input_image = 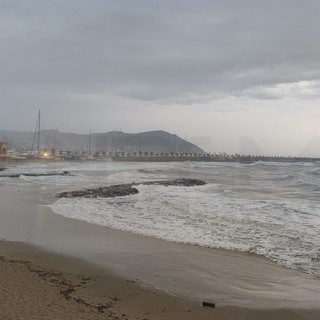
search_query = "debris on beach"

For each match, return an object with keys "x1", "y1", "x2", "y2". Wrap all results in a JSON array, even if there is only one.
[
  {"x1": 202, "y1": 301, "x2": 216, "y2": 308},
  {"x1": 56, "y1": 178, "x2": 206, "y2": 199}
]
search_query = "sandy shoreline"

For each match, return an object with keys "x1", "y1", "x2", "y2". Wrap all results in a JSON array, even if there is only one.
[
  {"x1": 1, "y1": 171, "x2": 320, "y2": 318},
  {"x1": 1, "y1": 241, "x2": 319, "y2": 320},
  {"x1": 0, "y1": 241, "x2": 214, "y2": 320}
]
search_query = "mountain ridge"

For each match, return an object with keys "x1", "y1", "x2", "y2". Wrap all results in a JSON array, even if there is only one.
[{"x1": 0, "y1": 129, "x2": 204, "y2": 154}]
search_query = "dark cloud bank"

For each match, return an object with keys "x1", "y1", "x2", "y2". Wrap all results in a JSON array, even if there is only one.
[{"x1": 1, "y1": 0, "x2": 320, "y2": 155}]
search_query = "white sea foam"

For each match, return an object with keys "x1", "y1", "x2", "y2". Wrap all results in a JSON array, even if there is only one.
[
  {"x1": 50, "y1": 181, "x2": 320, "y2": 278},
  {"x1": 4, "y1": 160, "x2": 320, "y2": 277}
]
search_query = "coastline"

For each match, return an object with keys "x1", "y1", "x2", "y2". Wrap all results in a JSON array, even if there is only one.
[{"x1": 1, "y1": 173, "x2": 320, "y2": 318}]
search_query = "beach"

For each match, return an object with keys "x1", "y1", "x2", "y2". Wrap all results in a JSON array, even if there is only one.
[
  {"x1": 1, "y1": 241, "x2": 214, "y2": 320},
  {"x1": 0, "y1": 162, "x2": 320, "y2": 319},
  {"x1": 1, "y1": 241, "x2": 319, "y2": 320}
]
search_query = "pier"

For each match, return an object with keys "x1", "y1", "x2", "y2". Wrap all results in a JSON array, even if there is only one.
[{"x1": 112, "y1": 154, "x2": 320, "y2": 164}]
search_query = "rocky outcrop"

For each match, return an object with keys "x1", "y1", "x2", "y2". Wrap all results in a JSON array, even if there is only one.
[
  {"x1": 56, "y1": 178, "x2": 206, "y2": 199},
  {"x1": 56, "y1": 184, "x2": 139, "y2": 199},
  {"x1": 0, "y1": 171, "x2": 71, "y2": 178},
  {"x1": 141, "y1": 178, "x2": 206, "y2": 187}
]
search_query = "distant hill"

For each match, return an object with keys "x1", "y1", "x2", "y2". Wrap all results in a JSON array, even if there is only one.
[{"x1": 0, "y1": 129, "x2": 204, "y2": 154}]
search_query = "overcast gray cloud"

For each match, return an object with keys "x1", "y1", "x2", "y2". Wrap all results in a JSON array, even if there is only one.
[{"x1": 1, "y1": 0, "x2": 320, "y2": 155}]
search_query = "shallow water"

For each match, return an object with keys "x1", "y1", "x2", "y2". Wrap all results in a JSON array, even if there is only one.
[{"x1": 2, "y1": 160, "x2": 320, "y2": 277}]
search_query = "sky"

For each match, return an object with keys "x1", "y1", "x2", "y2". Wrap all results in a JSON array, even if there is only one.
[{"x1": 1, "y1": 0, "x2": 320, "y2": 156}]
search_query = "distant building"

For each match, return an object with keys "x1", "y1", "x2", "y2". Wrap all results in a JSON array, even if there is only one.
[
  {"x1": 0, "y1": 141, "x2": 7, "y2": 159},
  {"x1": 0, "y1": 141, "x2": 6, "y2": 154}
]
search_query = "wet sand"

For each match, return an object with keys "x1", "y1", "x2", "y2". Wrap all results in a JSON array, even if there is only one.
[
  {"x1": 1, "y1": 241, "x2": 319, "y2": 320},
  {"x1": 1, "y1": 241, "x2": 214, "y2": 320},
  {"x1": 0, "y1": 181, "x2": 320, "y2": 319}
]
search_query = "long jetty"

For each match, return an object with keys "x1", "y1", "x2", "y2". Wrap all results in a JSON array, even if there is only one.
[{"x1": 112, "y1": 155, "x2": 320, "y2": 164}]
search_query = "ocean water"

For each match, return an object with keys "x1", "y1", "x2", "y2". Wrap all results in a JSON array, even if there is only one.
[{"x1": 1, "y1": 160, "x2": 320, "y2": 277}]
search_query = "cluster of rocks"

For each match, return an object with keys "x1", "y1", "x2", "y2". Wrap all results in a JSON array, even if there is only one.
[
  {"x1": 56, "y1": 178, "x2": 206, "y2": 199},
  {"x1": 56, "y1": 184, "x2": 139, "y2": 199},
  {"x1": 141, "y1": 178, "x2": 206, "y2": 187}
]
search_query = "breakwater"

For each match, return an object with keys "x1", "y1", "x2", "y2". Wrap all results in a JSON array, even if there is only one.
[
  {"x1": 112, "y1": 155, "x2": 320, "y2": 163},
  {"x1": 56, "y1": 178, "x2": 206, "y2": 199}
]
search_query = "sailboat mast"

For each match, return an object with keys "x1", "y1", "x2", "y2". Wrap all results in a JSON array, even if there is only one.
[
  {"x1": 89, "y1": 129, "x2": 92, "y2": 155},
  {"x1": 185, "y1": 134, "x2": 187, "y2": 154},
  {"x1": 31, "y1": 109, "x2": 41, "y2": 156},
  {"x1": 37, "y1": 110, "x2": 41, "y2": 157}
]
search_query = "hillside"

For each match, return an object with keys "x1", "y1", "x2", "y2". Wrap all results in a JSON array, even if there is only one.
[{"x1": 0, "y1": 129, "x2": 204, "y2": 154}]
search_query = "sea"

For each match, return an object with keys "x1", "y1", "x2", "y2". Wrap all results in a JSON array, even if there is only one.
[{"x1": 1, "y1": 160, "x2": 320, "y2": 278}]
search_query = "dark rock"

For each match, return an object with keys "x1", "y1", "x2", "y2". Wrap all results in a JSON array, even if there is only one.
[
  {"x1": 56, "y1": 184, "x2": 139, "y2": 199},
  {"x1": 0, "y1": 174, "x2": 20, "y2": 178},
  {"x1": 56, "y1": 178, "x2": 206, "y2": 199},
  {"x1": 202, "y1": 301, "x2": 215, "y2": 308},
  {"x1": 0, "y1": 171, "x2": 72, "y2": 178},
  {"x1": 142, "y1": 178, "x2": 206, "y2": 187}
]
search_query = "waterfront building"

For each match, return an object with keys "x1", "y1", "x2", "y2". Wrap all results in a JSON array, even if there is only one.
[{"x1": 0, "y1": 141, "x2": 7, "y2": 160}]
